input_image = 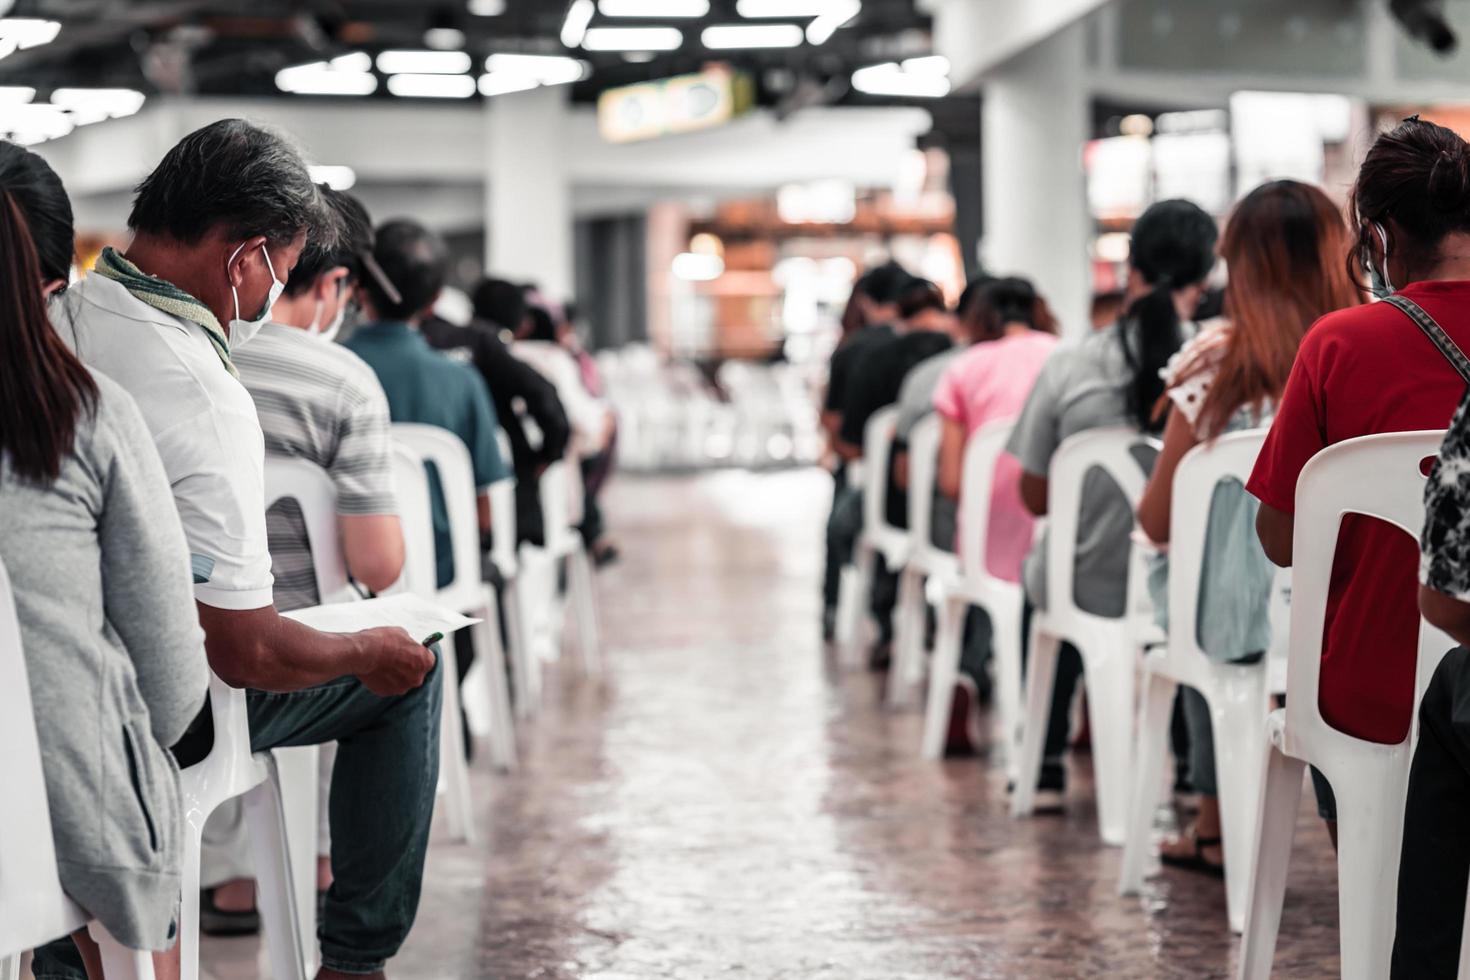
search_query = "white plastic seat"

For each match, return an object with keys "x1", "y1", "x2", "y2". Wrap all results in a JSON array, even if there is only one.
[
  {"x1": 916, "y1": 418, "x2": 1027, "y2": 781},
  {"x1": 486, "y1": 427, "x2": 537, "y2": 720},
  {"x1": 518, "y1": 448, "x2": 601, "y2": 678},
  {"x1": 1116, "y1": 428, "x2": 1273, "y2": 932},
  {"x1": 388, "y1": 442, "x2": 479, "y2": 845},
  {"x1": 0, "y1": 558, "x2": 157, "y2": 980},
  {"x1": 1238, "y1": 430, "x2": 1455, "y2": 980},
  {"x1": 838, "y1": 407, "x2": 911, "y2": 668},
  {"x1": 1010, "y1": 426, "x2": 1160, "y2": 846}
]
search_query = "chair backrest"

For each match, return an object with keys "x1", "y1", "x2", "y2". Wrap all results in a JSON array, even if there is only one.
[
  {"x1": 1284, "y1": 429, "x2": 1454, "y2": 758},
  {"x1": 392, "y1": 423, "x2": 486, "y2": 612},
  {"x1": 860, "y1": 406, "x2": 902, "y2": 537},
  {"x1": 906, "y1": 414, "x2": 945, "y2": 568},
  {"x1": 262, "y1": 457, "x2": 350, "y2": 604},
  {"x1": 488, "y1": 428, "x2": 518, "y2": 577},
  {"x1": 1164, "y1": 428, "x2": 1269, "y2": 681},
  {"x1": 0, "y1": 558, "x2": 84, "y2": 953},
  {"x1": 957, "y1": 416, "x2": 1019, "y2": 586},
  {"x1": 538, "y1": 457, "x2": 580, "y2": 557},
  {"x1": 1044, "y1": 426, "x2": 1160, "y2": 632},
  {"x1": 389, "y1": 441, "x2": 439, "y2": 600}
]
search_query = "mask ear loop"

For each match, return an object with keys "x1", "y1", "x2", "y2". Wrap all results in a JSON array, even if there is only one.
[
  {"x1": 227, "y1": 241, "x2": 248, "y2": 322},
  {"x1": 1373, "y1": 221, "x2": 1395, "y2": 293}
]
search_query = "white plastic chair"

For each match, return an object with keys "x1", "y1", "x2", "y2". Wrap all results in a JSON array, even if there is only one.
[
  {"x1": 518, "y1": 449, "x2": 601, "y2": 678},
  {"x1": 917, "y1": 417, "x2": 1027, "y2": 778},
  {"x1": 889, "y1": 413, "x2": 959, "y2": 706},
  {"x1": 388, "y1": 442, "x2": 479, "y2": 845},
  {"x1": 1117, "y1": 429, "x2": 1272, "y2": 932},
  {"x1": 838, "y1": 407, "x2": 911, "y2": 668},
  {"x1": 487, "y1": 428, "x2": 537, "y2": 720},
  {"x1": 1238, "y1": 430, "x2": 1455, "y2": 980},
  {"x1": 1010, "y1": 426, "x2": 1159, "y2": 846},
  {"x1": 0, "y1": 558, "x2": 157, "y2": 980}
]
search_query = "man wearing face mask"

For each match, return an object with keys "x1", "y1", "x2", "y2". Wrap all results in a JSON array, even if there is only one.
[
  {"x1": 49, "y1": 119, "x2": 444, "y2": 980},
  {"x1": 198, "y1": 187, "x2": 408, "y2": 934}
]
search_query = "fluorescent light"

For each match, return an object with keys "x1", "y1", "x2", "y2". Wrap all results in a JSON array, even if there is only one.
[
  {"x1": 807, "y1": 0, "x2": 859, "y2": 44},
  {"x1": 600, "y1": 0, "x2": 708, "y2": 16},
  {"x1": 582, "y1": 26, "x2": 683, "y2": 51},
  {"x1": 901, "y1": 54, "x2": 949, "y2": 76},
  {"x1": 386, "y1": 73, "x2": 477, "y2": 98},
  {"x1": 0, "y1": 18, "x2": 60, "y2": 49},
  {"x1": 375, "y1": 50, "x2": 471, "y2": 74},
  {"x1": 276, "y1": 61, "x2": 378, "y2": 96},
  {"x1": 702, "y1": 24, "x2": 803, "y2": 48},
  {"x1": 736, "y1": 0, "x2": 845, "y2": 14},
  {"x1": 672, "y1": 252, "x2": 724, "y2": 281},
  {"x1": 424, "y1": 27, "x2": 467, "y2": 50},
  {"x1": 0, "y1": 37, "x2": 14, "y2": 62},
  {"x1": 851, "y1": 62, "x2": 949, "y2": 98},
  {"x1": 468, "y1": 0, "x2": 506, "y2": 13},
  {"x1": 478, "y1": 73, "x2": 540, "y2": 97},
  {"x1": 484, "y1": 53, "x2": 588, "y2": 85},
  {"x1": 0, "y1": 85, "x2": 33, "y2": 102},
  {"x1": 309, "y1": 164, "x2": 357, "y2": 190},
  {"x1": 331, "y1": 51, "x2": 372, "y2": 72},
  {"x1": 50, "y1": 87, "x2": 146, "y2": 125},
  {"x1": 560, "y1": 0, "x2": 595, "y2": 48},
  {"x1": 0, "y1": 104, "x2": 73, "y2": 143}
]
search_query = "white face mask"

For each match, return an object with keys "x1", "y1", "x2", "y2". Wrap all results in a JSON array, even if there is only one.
[
  {"x1": 228, "y1": 241, "x2": 285, "y2": 349},
  {"x1": 308, "y1": 296, "x2": 347, "y2": 343}
]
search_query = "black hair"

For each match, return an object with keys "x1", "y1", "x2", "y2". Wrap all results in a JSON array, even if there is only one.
[
  {"x1": 473, "y1": 277, "x2": 529, "y2": 331},
  {"x1": 897, "y1": 278, "x2": 946, "y2": 319},
  {"x1": 1119, "y1": 199, "x2": 1219, "y2": 433},
  {"x1": 362, "y1": 218, "x2": 448, "y2": 320},
  {"x1": 0, "y1": 140, "x2": 96, "y2": 484},
  {"x1": 856, "y1": 260, "x2": 912, "y2": 305},
  {"x1": 525, "y1": 305, "x2": 560, "y2": 343},
  {"x1": 955, "y1": 274, "x2": 997, "y2": 320},
  {"x1": 129, "y1": 118, "x2": 330, "y2": 249},
  {"x1": 284, "y1": 186, "x2": 374, "y2": 298}
]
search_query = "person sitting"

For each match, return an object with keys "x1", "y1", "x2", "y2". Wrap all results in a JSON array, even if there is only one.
[
  {"x1": 47, "y1": 118, "x2": 441, "y2": 980},
  {"x1": 344, "y1": 218, "x2": 511, "y2": 755},
  {"x1": 0, "y1": 139, "x2": 206, "y2": 980},
  {"x1": 510, "y1": 293, "x2": 614, "y2": 462},
  {"x1": 931, "y1": 277, "x2": 1060, "y2": 754},
  {"x1": 1134, "y1": 180, "x2": 1360, "y2": 875},
  {"x1": 1008, "y1": 199, "x2": 1219, "y2": 810},
  {"x1": 199, "y1": 187, "x2": 406, "y2": 934},
  {"x1": 1249, "y1": 117, "x2": 1470, "y2": 843}
]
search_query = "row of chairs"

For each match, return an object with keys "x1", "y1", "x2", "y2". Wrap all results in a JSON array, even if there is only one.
[
  {"x1": 0, "y1": 424, "x2": 602, "y2": 979},
  {"x1": 838, "y1": 404, "x2": 1468, "y2": 978}
]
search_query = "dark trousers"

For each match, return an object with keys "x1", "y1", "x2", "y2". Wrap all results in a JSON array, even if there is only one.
[
  {"x1": 33, "y1": 653, "x2": 445, "y2": 979},
  {"x1": 1392, "y1": 645, "x2": 1470, "y2": 980},
  {"x1": 822, "y1": 465, "x2": 849, "y2": 610},
  {"x1": 1020, "y1": 600, "x2": 1085, "y2": 772}
]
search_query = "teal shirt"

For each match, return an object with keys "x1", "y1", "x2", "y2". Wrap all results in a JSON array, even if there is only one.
[{"x1": 346, "y1": 321, "x2": 510, "y2": 588}]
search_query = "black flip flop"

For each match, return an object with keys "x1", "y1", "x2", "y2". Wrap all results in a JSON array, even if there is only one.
[
  {"x1": 199, "y1": 888, "x2": 260, "y2": 937},
  {"x1": 1160, "y1": 834, "x2": 1225, "y2": 879}
]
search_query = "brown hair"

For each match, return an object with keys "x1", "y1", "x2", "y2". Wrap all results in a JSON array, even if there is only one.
[
  {"x1": 1175, "y1": 180, "x2": 1361, "y2": 438},
  {"x1": 0, "y1": 172, "x2": 96, "y2": 483}
]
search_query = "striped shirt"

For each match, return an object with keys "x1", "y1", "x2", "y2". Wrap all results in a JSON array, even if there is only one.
[{"x1": 234, "y1": 321, "x2": 397, "y2": 612}]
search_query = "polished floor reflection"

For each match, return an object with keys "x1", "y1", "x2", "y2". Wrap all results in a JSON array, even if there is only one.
[{"x1": 202, "y1": 469, "x2": 1341, "y2": 979}]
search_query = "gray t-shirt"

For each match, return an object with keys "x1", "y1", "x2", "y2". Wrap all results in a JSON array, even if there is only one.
[
  {"x1": 895, "y1": 346, "x2": 965, "y2": 441},
  {"x1": 1006, "y1": 324, "x2": 1159, "y2": 617}
]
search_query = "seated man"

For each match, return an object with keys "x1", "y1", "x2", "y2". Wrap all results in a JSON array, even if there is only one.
[
  {"x1": 200, "y1": 187, "x2": 407, "y2": 933},
  {"x1": 345, "y1": 219, "x2": 511, "y2": 743},
  {"x1": 46, "y1": 118, "x2": 441, "y2": 980}
]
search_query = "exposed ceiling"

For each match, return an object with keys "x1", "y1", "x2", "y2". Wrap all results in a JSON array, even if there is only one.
[{"x1": 0, "y1": 0, "x2": 936, "y2": 110}]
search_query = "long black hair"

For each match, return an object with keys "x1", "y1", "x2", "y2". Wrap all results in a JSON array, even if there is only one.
[
  {"x1": 0, "y1": 141, "x2": 96, "y2": 484},
  {"x1": 1118, "y1": 199, "x2": 1218, "y2": 433}
]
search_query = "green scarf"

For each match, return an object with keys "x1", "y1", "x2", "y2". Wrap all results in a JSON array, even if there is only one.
[{"x1": 92, "y1": 246, "x2": 236, "y2": 378}]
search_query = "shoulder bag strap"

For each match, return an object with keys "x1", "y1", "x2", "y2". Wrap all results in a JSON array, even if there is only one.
[{"x1": 1384, "y1": 293, "x2": 1470, "y2": 384}]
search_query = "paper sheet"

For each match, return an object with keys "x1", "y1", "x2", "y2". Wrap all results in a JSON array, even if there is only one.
[{"x1": 283, "y1": 593, "x2": 480, "y2": 644}]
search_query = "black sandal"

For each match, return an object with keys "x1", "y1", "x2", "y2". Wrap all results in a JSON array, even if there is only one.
[
  {"x1": 1159, "y1": 832, "x2": 1225, "y2": 878},
  {"x1": 199, "y1": 887, "x2": 261, "y2": 937}
]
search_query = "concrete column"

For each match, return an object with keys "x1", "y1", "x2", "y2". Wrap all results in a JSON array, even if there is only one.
[
  {"x1": 484, "y1": 85, "x2": 574, "y2": 300},
  {"x1": 981, "y1": 19, "x2": 1092, "y2": 336}
]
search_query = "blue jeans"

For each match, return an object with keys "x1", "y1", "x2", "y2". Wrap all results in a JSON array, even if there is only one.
[{"x1": 34, "y1": 653, "x2": 444, "y2": 978}]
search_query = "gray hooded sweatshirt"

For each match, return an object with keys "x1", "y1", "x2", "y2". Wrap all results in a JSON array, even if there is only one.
[{"x1": 0, "y1": 371, "x2": 207, "y2": 950}]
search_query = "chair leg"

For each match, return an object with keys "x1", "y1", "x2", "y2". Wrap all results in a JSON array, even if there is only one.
[
  {"x1": 1333, "y1": 767, "x2": 1410, "y2": 980},
  {"x1": 843, "y1": 544, "x2": 877, "y2": 669},
  {"x1": 887, "y1": 567, "x2": 923, "y2": 707},
  {"x1": 1011, "y1": 626, "x2": 1061, "y2": 819},
  {"x1": 0, "y1": 955, "x2": 17, "y2": 980},
  {"x1": 178, "y1": 813, "x2": 204, "y2": 980},
  {"x1": 568, "y1": 546, "x2": 602, "y2": 679},
  {"x1": 920, "y1": 596, "x2": 966, "y2": 760},
  {"x1": 477, "y1": 588, "x2": 518, "y2": 772},
  {"x1": 1119, "y1": 664, "x2": 1176, "y2": 895},
  {"x1": 1237, "y1": 741, "x2": 1305, "y2": 980},
  {"x1": 1213, "y1": 684, "x2": 1269, "y2": 934},
  {"x1": 87, "y1": 921, "x2": 156, "y2": 980},
  {"x1": 273, "y1": 745, "x2": 320, "y2": 974},
  {"x1": 1085, "y1": 638, "x2": 1138, "y2": 847},
  {"x1": 990, "y1": 596, "x2": 1025, "y2": 784},
  {"x1": 437, "y1": 659, "x2": 477, "y2": 845},
  {"x1": 503, "y1": 576, "x2": 539, "y2": 719},
  {"x1": 242, "y1": 761, "x2": 307, "y2": 980}
]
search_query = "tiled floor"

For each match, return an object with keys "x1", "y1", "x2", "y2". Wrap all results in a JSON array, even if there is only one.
[{"x1": 202, "y1": 468, "x2": 1341, "y2": 979}]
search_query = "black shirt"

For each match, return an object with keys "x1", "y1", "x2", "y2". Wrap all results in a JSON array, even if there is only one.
[
  {"x1": 838, "y1": 329, "x2": 955, "y2": 449},
  {"x1": 825, "y1": 323, "x2": 897, "y2": 416}
]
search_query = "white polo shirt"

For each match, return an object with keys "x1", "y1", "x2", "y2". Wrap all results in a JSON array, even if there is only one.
[{"x1": 52, "y1": 273, "x2": 275, "y2": 610}]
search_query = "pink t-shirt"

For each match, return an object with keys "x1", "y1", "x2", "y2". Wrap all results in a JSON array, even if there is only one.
[{"x1": 933, "y1": 330, "x2": 1060, "y2": 581}]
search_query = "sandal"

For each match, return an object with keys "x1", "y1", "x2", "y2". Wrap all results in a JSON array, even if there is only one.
[{"x1": 1160, "y1": 831, "x2": 1225, "y2": 878}]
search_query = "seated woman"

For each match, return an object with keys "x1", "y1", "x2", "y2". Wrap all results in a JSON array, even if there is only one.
[
  {"x1": 1007, "y1": 199, "x2": 1219, "y2": 809},
  {"x1": 1249, "y1": 117, "x2": 1470, "y2": 838},
  {"x1": 0, "y1": 142, "x2": 207, "y2": 975},
  {"x1": 1135, "y1": 180, "x2": 1361, "y2": 875},
  {"x1": 930, "y1": 277, "x2": 1059, "y2": 752}
]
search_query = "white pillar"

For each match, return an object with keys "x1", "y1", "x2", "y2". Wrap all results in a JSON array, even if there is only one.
[
  {"x1": 484, "y1": 86, "x2": 574, "y2": 300},
  {"x1": 982, "y1": 20, "x2": 1091, "y2": 337}
]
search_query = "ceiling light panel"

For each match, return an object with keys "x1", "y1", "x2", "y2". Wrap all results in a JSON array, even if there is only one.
[
  {"x1": 600, "y1": 0, "x2": 709, "y2": 16},
  {"x1": 702, "y1": 24, "x2": 805, "y2": 48},
  {"x1": 581, "y1": 26, "x2": 683, "y2": 51}
]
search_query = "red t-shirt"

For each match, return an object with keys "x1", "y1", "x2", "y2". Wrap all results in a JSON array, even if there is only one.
[{"x1": 1247, "y1": 280, "x2": 1470, "y2": 744}]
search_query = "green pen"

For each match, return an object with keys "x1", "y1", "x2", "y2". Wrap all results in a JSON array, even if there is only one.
[{"x1": 421, "y1": 631, "x2": 444, "y2": 647}]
